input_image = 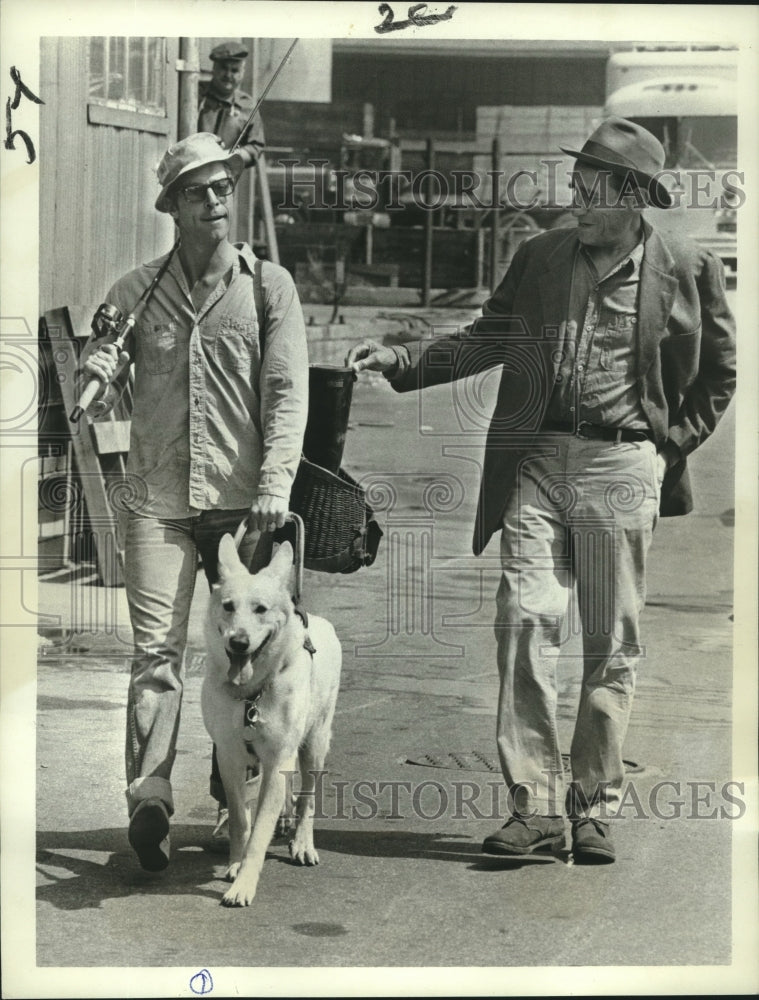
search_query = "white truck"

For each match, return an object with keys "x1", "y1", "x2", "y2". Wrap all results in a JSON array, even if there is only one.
[{"x1": 604, "y1": 45, "x2": 738, "y2": 282}]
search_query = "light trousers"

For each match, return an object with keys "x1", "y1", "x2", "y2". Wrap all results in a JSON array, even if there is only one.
[{"x1": 494, "y1": 435, "x2": 660, "y2": 819}]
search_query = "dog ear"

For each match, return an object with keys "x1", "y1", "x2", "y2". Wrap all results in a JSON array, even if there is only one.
[
  {"x1": 217, "y1": 533, "x2": 244, "y2": 581},
  {"x1": 267, "y1": 540, "x2": 294, "y2": 582}
]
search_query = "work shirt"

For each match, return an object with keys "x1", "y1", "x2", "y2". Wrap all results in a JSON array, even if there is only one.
[
  {"x1": 543, "y1": 239, "x2": 650, "y2": 429},
  {"x1": 86, "y1": 242, "x2": 308, "y2": 519},
  {"x1": 388, "y1": 236, "x2": 649, "y2": 432},
  {"x1": 198, "y1": 83, "x2": 265, "y2": 168}
]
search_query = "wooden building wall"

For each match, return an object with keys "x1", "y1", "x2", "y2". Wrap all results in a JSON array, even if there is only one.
[{"x1": 39, "y1": 37, "x2": 178, "y2": 316}]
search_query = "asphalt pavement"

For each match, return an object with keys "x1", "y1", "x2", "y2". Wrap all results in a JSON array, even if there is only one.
[{"x1": 25, "y1": 296, "x2": 759, "y2": 996}]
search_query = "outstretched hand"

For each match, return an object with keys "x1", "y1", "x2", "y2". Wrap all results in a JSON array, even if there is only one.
[{"x1": 345, "y1": 340, "x2": 398, "y2": 375}]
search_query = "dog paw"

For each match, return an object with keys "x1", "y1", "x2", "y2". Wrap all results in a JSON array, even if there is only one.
[
  {"x1": 289, "y1": 839, "x2": 319, "y2": 866},
  {"x1": 221, "y1": 879, "x2": 258, "y2": 907},
  {"x1": 224, "y1": 862, "x2": 241, "y2": 882}
]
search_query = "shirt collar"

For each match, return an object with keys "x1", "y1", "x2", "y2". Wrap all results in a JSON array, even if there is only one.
[
  {"x1": 234, "y1": 242, "x2": 258, "y2": 276},
  {"x1": 579, "y1": 235, "x2": 645, "y2": 283},
  {"x1": 167, "y1": 240, "x2": 242, "y2": 306},
  {"x1": 206, "y1": 84, "x2": 240, "y2": 108}
]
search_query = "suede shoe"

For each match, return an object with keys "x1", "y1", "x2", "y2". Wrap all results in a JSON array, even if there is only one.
[
  {"x1": 482, "y1": 814, "x2": 565, "y2": 856},
  {"x1": 128, "y1": 798, "x2": 170, "y2": 872},
  {"x1": 571, "y1": 818, "x2": 615, "y2": 863}
]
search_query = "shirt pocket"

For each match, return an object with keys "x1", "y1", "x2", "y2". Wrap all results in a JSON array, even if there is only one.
[
  {"x1": 214, "y1": 314, "x2": 257, "y2": 372},
  {"x1": 599, "y1": 313, "x2": 636, "y2": 372},
  {"x1": 142, "y1": 322, "x2": 178, "y2": 375}
]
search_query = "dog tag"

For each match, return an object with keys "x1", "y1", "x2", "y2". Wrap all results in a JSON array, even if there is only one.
[{"x1": 245, "y1": 702, "x2": 260, "y2": 726}]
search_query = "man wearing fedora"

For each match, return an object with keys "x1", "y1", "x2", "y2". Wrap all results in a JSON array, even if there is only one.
[
  {"x1": 198, "y1": 41, "x2": 265, "y2": 169},
  {"x1": 79, "y1": 132, "x2": 308, "y2": 871},
  {"x1": 346, "y1": 117, "x2": 736, "y2": 863}
]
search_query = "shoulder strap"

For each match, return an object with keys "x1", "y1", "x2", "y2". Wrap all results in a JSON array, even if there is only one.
[{"x1": 253, "y1": 255, "x2": 265, "y2": 356}]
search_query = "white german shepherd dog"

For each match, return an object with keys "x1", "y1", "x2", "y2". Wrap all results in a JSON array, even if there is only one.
[{"x1": 202, "y1": 535, "x2": 342, "y2": 907}]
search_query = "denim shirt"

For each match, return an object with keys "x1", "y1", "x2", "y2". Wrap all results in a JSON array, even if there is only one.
[
  {"x1": 87, "y1": 243, "x2": 308, "y2": 518},
  {"x1": 545, "y1": 240, "x2": 649, "y2": 429}
]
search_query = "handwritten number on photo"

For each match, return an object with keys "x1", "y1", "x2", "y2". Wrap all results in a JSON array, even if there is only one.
[
  {"x1": 190, "y1": 969, "x2": 213, "y2": 995},
  {"x1": 5, "y1": 66, "x2": 44, "y2": 165},
  {"x1": 375, "y1": 3, "x2": 458, "y2": 34}
]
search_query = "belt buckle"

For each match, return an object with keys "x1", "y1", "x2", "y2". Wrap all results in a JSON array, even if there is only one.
[{"x1": 576, "y1": 421, "x2": 594, "y2": 439}]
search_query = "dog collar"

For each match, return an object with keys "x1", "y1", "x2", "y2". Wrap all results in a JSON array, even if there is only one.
[
  {"x1": 243, "y1": 683, "x2": 267, "y2": 754},
  {"x1": 239, "y1": 635, "x2": 315, "y2": 754}
]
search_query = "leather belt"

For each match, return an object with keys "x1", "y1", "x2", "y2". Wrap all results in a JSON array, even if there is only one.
[{"x1": 542, "y1": 421, "x2": 653, "y2": 443}]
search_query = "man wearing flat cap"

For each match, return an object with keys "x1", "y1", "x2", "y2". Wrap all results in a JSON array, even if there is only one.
[
  {"x1": 78, "y1": 132, "x2": 308, "y2": 872},
  {"x1": 198, "y1": 41, "x2": 265, "y2": 168},
  {"x1": 347, "y1": 117, "x2": 736, "y2": 864}
]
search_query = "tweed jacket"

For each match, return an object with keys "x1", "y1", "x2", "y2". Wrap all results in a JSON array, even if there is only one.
[{"x1": 390, "y1": 220, "x2": 736, "y2": 555}]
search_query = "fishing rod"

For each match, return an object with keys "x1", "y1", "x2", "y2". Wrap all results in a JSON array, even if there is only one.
[
  {"x1": 228, "y1": 38, "x2": 299, "y2": 155},
  {"x1": 69, "y1": 241, "x2": 180, "y2": 423}
]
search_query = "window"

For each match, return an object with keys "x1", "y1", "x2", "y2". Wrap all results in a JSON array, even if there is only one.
[
  {"x1": 87, "y1": 37, "x2": 170, "y2": 133},
  {"x1": 628, "y1": 116, "x2": 737, "y2": 171},
  {"x1": 89, "y1": 37, "x2": 166, "y2": 112}
]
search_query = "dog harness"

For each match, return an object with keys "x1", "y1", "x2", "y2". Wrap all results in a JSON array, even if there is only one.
[{"x1": 295, "y1": 605, "x2": 317, "y2": 656}]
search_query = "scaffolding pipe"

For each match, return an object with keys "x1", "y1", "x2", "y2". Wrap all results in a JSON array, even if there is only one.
[
  {"x1": 177, "y1": 37, "x2": 199, "y2": 140},
  {"x1": 489, "y1": 136, "x2": 501, "y2": 294}
]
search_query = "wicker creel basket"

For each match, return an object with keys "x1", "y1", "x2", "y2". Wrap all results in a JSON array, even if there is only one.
[{"x1": 287, "y1": 456, "x2": 383, "y2": 574}]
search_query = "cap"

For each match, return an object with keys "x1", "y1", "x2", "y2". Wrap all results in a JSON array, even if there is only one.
[{"x1": 210, "y1": 41, "x2": 248, "y2": 62}]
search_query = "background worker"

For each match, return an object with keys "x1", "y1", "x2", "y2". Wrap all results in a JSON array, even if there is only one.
[{"x1": 198, "y1": 41, "x2": 265, "y2": 169}]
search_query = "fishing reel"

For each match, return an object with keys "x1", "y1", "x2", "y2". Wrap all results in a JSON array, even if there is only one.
[
  {"x1": 69, "y1": 304, "x2": 133, "y2": 423},
  {"x1": 91, "y1": 302, "x2": 127, "y2": 340}
]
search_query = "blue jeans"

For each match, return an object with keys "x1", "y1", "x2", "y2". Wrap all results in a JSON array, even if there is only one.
[
  {"x1": 123, "y1": 509, "x2": 271, "y2": 817},
  {"x1": 494, "y1": 436, "x2": 660, "y2": 820}
]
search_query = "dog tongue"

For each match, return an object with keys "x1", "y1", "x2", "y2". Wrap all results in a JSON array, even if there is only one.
[{"x1": 226, "y1": 652, "x2": 253, "y2": 685}]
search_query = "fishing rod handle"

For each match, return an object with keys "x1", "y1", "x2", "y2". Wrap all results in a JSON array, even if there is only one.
[{"x1": 69, "y1": 329, "x2": 133, "y2": 424}]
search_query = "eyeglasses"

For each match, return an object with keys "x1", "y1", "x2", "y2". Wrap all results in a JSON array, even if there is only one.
[{"x1": 180, "y1": 177, "x2": 236, "y2": 203}]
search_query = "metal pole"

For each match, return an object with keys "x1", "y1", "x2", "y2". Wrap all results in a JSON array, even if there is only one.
[
  {"x1": 178, "y1": 37, "x2": 199, "y2": 140},
  {"x1": 489, "y1": 136, "x2": 501, "y2": 294},
  {"x1": 475, "y1": 226, "x2": 485, "y2": 289},
  {"x1": 422, "y1": 137, "x2": 435, "y2": 307},
  {"x1": 257, "y1": 151, "x2": 280, "y2": 264}
]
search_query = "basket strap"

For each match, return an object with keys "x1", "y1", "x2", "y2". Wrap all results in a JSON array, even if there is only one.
[{"x1": 232, "y1": 514, "x2": 250, "y2": 550}]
